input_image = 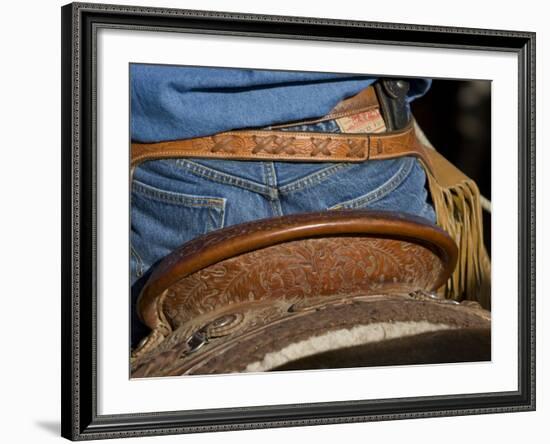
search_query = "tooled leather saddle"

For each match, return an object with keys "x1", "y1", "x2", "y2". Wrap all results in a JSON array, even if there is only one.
[
  {"x1": 131, "y1": 210, "x2": 490, "y2": 377},
  {"x1": 130, "y1": 80, "x2": 491, "y2": 376}
]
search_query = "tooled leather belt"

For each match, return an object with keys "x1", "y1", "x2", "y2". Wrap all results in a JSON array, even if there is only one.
[
  {"x1": 131, "y1": 122, "x2": 432, "y2": 167},
  {"x1": 130, "y1": 84, "x2": 434, "y2": 174}
]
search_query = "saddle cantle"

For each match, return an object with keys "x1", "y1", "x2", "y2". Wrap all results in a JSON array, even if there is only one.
[{"x1": 131, "y1": 210, "x2": 491, "y2": 377}]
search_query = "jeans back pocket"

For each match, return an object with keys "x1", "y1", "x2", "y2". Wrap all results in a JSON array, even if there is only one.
[{"x1": 130, "y1": 180, "x2": 226, "y2": 283}]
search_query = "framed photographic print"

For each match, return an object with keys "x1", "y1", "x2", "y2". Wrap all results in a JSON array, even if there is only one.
[{"x1": 61, "y1": 2, "x2": 535, "y2": 440}]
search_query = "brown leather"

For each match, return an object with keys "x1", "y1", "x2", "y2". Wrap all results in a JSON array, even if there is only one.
[
  {"x1": 131, "y1": 293, "x2": 490, "y2": 377},
  {"x1": 330, "y1": 85, "x2": 380, "y2": 116},
  {"x1": 130, "y1": 81, "x2": 489, "y2": 305},
  {"x1": 134, "y1": 211, "x2": 458, "y2": 347},
  {"x1": 130, "y1": 84, "x2": 433, "y2": 178},
  {"x1": 419, "y1": 145, "x2": 491, "y2": 306},
  {"x1": 129, "y1": 83, "x2": 492, "y2": 376},
  {"x1": 131, "y1": 122, "x2": 433, "y2": 170},
  {"x1": 131, "y1": 85, "x2": 389, "y2": 168}
]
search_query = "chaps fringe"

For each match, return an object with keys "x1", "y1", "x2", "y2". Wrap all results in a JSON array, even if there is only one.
[{"x1": 415, "y1": 122, "x2": 491, "y2": 308}]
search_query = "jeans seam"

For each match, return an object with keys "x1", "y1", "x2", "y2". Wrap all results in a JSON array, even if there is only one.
[
  {"x1": 130, "y1": 244, "x2": 145, "y2": 278},
  {"x1": 213, "y1": 202, "x2": 226, "y2": 230},
  {"x1": 329, "y1": 157, "x2": 415, "y2": 210},
  {"x1": 205, "y1": 210, "x2": 214, "y2": 232},
  {"x1": 173, "y1": 159, "x2": 272, "y2": 197},
  {"x1": 132, "y1": 179, "x2": 226, "y2": 208},
  {"x1": 262, "y1": 162, "x2": 283, "y2": 216},
  {"x1": 279, "y1": 163, "x2": 354, "y2": 194}
]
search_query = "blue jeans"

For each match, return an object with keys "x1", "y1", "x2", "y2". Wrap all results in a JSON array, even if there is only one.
[
  {"x1": 131, "y1": 158, "x2": 435, "y2": 285},
  {"x1": 130, "y1": 122, "x2": 436, "y2": 285},
  {"x1": 129, "y1": 119, "x2": 436, "y2": 345}
]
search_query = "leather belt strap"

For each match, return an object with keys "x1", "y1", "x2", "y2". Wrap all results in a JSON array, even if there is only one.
[{"x1": 131, "y1": 122, "x2": 434, "y2": 174}]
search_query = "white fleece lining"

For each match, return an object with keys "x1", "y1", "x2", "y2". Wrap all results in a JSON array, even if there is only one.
[{"x1": 245, "y1": 321, "x2": 454, "y2": 372}]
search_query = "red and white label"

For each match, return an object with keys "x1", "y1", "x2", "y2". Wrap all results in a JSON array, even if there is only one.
[{"x1": 335, "y1": 108, "x2": 387, "y2": 133}]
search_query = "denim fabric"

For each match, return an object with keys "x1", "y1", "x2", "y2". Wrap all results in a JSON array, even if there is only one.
[
  {"x1": 129, "y1": 113, "x2": 437, "y2": 347},
  {"x1": 130, "y1": 122, "x2": 436, "y2": 286},
  {"x1": 129, "y1": 67, "x2": 438, "y2": 348},
  {"x1": 131, "y1": 64, "x2": 431, "y2": 142}
]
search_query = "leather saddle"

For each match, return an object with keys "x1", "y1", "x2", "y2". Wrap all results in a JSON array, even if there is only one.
[{"x1": 131, "y1": 210, "x2": 491, "y2": 377}]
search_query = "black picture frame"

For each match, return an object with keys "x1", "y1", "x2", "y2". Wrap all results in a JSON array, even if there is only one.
[{"x1": 61, "y1": 2, "x2": 536, "y2": 440}]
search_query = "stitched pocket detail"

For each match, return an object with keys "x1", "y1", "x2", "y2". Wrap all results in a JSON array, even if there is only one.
[
  {"x1": 130, "y1": 180, "x2": 226, "y2": 283},
  {"x1": 174, "y1": 159, "x2": 270, "y2": 196},
  {"x1": 328, "y1": 157, "x2": 415, "y2": 210},
  {"x1": 132, "y1": 180, "x2": 226, "y2": 210}
]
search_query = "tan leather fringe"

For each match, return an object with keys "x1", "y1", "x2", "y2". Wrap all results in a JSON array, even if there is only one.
[{"x1": 420, "y1": 148, "x2": 491, "y2": 309}]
